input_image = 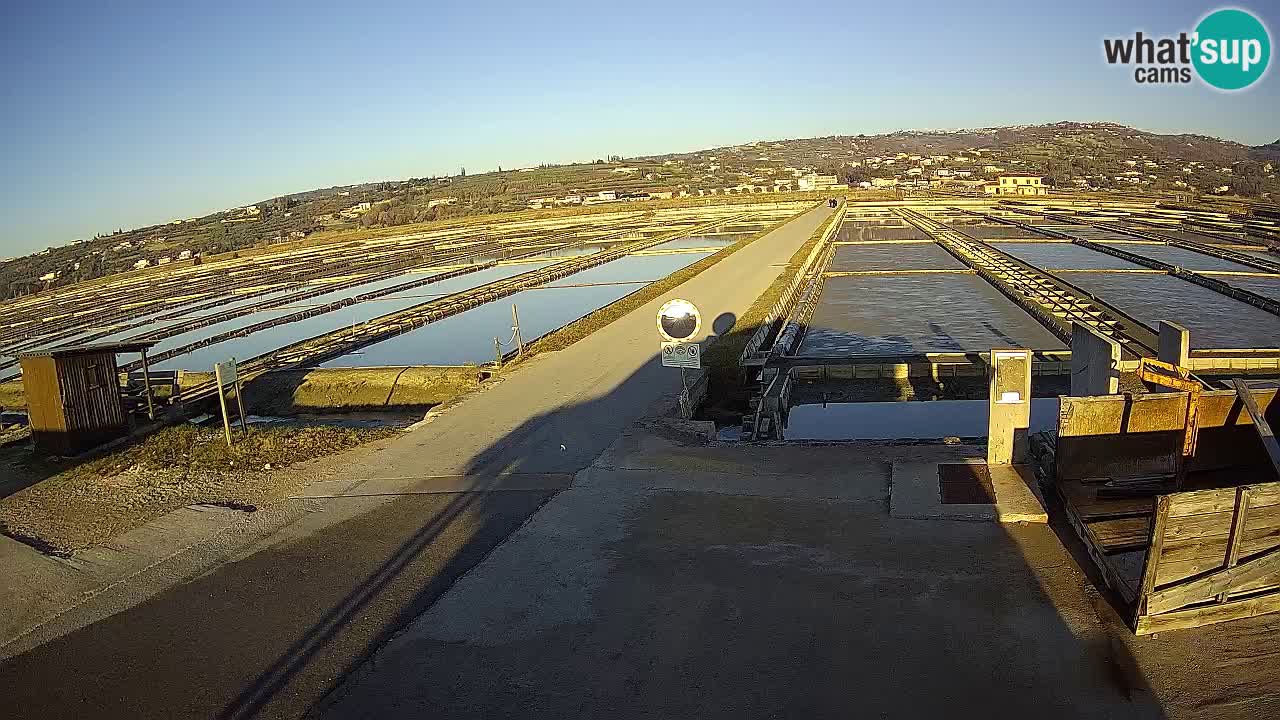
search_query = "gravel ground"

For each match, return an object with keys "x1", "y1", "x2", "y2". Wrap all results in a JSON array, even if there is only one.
[{"x1": 0, "y1": 424, "x2": 397, "y2": 555}]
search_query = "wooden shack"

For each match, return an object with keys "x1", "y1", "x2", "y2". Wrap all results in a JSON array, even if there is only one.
[
  {"x1": 17, "y1": 341, "x2": 158, "y2": 456},
  {"x1": 1044, "y1": 387, "x2": 1280, "y2": 633}
]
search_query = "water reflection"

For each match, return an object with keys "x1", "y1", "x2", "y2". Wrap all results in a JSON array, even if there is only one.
[{"x1": 150, "y1": 263, "x2": 555, "y2": 370}]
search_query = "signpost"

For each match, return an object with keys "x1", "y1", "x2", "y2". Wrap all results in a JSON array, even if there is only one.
[
  {"x1": 661, "y1": 341, "x2": 700, "y2": 369},
  {"x1": 213, "y1": 358, "x2": 248, "y2": 446},
  {"x1": 657, "y1": 299, "x2": 702, "y2": 417}
]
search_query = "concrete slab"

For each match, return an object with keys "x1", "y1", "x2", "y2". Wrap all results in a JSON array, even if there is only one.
[
  {"x1": 315, "y1": 439, "x2": 1150, "y2": 719},
  {"x1": 890, "y1": 457, "x2": 1048, "y2": 523}
]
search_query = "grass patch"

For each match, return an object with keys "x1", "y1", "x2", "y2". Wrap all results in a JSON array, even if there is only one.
[
  {"x1": 0, "y1": 381, "x2": 24, "y2": 411},
  {"x1": 0, "y1": 424, "x2": 397, "y2": 554},
  {"x1": 521, "y1": 210, "x2": 806, "y2": 356}
]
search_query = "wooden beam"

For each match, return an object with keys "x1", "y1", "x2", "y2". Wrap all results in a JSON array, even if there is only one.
[
  {"x1": 1136, "y1": 590, "x2": 1280, "y2": 635},
  {"x1": 1216, "y1": 487, "x2": 1252, "y2": 603},
  {"x1": 1146, "y1": 545, "x2": 1280, "y2": 615},
  {"x1": 1136, "y1": 495, "x2": 1170, "y2": 623},
  {"x1": 1233, "y1": 379, "x2": 1280, "y2": 478}
]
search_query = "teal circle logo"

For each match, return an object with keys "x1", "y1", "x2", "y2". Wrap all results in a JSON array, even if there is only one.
[{"x1": 1193, "y1": 8, "x2": 1271, "y2": 90}]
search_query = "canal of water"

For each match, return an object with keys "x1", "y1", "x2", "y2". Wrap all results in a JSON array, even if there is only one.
[{"x1": 783, "y1": 398, "x2": 1060, "y2": 441}]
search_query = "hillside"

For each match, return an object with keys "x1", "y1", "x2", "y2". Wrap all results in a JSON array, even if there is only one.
[
  {"x1": 3, "y1": 121, "x2": 1277, "y2": 299},
  {"x1": 1251, "y1": 141, "x2": 1280, "y2": 163}
]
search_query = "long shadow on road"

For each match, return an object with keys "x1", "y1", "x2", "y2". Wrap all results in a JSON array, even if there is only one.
[{"x1": 0, "y1": 356, "x2": 674, "y2": 720}]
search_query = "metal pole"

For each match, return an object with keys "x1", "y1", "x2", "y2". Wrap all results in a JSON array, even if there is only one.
[
  {"x1": 138, "y1": 348, "x2": 155, "y2": 420},
  {"x1": 511, "y1": 304, "x2": 524, "y2": 357},
  {"x1": 679, "y1": 367, "x2": 690, "y2": 419}
]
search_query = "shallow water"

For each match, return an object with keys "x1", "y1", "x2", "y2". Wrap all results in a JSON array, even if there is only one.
[
  {"x1": 992, "y1": 242, "x2": 1143, "y2": 270},
  {"x1": 1065, "y1": 272, "x2": 1280, "y2": 348},
  {"x1": 150, "y1": 262, "x2": 555, "y2": 370},
  {"x1": 1223, "y1": 275, "x2": 1280, "y2": 301},
  {"x1": 828, "y1": 243, "x2": 963, "y2": 272},
  {"x1": 321, "y1": 250, "x2": 715, "y2": 366},
  {"x1": 835, "y1": 224, "x2": 925, "y2": 242},
  {"x1": 783, "y1": 398, "x2": 1060, "y2": 440},
  {"x1": 962, "y1": 225, "x2": 1046, "y2": 240},
  {"x1": 797, "y1": 274, "x2": 1065, "y2": 355},
  {"x1": 321, "y1": 282, "x2": 648, "y2": 367},
  {"x1": 1099, "y1": 243, "x2": 1263, "y2": 273}
]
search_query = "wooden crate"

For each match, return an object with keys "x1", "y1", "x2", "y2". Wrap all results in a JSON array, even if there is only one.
[{"x1": 1051, "y1": 389, "x2": 1280, "y2": 633}]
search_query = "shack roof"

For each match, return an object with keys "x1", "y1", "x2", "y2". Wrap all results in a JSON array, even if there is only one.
[{"x1": 17, "y1": 341, "x2": 158, "y2": 360}]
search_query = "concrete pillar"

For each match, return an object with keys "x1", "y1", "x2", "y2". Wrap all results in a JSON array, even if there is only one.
[
  {"x1": 1158, "y1": 321, "x2": 1190, "y2": 368},
  {"x1": 988, "y1": 348, "x2": 1032, "y2": 466},
  {"x1": 1070, "y1": 323, "x2": 1121, "y2": 396}
]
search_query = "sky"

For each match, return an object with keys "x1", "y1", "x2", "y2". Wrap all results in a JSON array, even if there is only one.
[{"x1": 2, "y1": 0, "x2": 1277, "y2": 256}]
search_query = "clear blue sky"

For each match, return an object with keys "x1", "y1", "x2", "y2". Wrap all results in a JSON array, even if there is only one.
[{"x1": 2, "y1": 0, "x2": 1276, "y2": 255}]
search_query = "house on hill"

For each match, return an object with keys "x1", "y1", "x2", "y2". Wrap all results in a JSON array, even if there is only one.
[{"x1": 984, "y1": 174, "x2": 1048, "y2": 196}]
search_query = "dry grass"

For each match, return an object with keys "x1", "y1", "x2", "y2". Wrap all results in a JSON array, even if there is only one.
[
  {"x1": 0, "y1": 381, "x2": 24, "y2": 411},
  {"x1": 0, "y1": 424, "x2": 397, "y2": 554}
]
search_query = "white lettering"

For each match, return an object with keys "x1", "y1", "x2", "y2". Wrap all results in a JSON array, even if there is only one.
[
  {"x1": 1242, "y1": 39, "x2": 1262, "y2": 72},
  {"x1": 1200, "y1": 38, "x2": 1219, "y2": 64},
  {"x1": 1220, "y1": 38, "x2": 1239, "y2": 65}
]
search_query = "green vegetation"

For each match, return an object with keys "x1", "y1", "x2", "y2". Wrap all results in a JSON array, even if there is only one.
[{"x1": 0, "y1": 424, "x2": 397, "y2": 554}]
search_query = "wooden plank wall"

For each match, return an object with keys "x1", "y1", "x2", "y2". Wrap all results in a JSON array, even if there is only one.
[
  {"x1": 19, "y1": 356, "x2": 64, "y2": 434},
  {"x1": 1057, "y1": 390, "x2": 1280, "y2": 481},
  {"x1": 53, "y1": 351, "x2": 127, "y2": 454},
  {"x1": 1136, "y1": 482, "x2": 1280, "y2": 633}
]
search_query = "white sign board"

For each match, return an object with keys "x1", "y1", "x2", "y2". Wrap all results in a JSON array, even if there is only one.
[
  {"x1": 213, "y1": 358, "x2": 246, "y2": 445},
  {"x1": 214, "y1": 359, "x2": 238, "y2": 387},
  {"x1": 661, "y1": 341, "x2": 701, "y2": 369}
]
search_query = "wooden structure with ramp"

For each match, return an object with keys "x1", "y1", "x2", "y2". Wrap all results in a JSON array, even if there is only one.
[{"x1": 1045, "y1": 387, "x2": 1280, "y2": 633}]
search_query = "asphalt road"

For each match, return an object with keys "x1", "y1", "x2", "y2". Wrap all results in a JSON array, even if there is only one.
[{"x1": 2, "y1": 203, "x2": 833, "y2": 720}]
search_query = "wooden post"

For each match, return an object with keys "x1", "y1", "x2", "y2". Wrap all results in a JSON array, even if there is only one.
[
  {"x1": 234, "y1": 378, "x2": 248, "y2": 435},
  {"x1": 1136, "y1": 495, "x2": 1170, "y2": 623},
  {"x1": 139, "y1": 348, "x2": 156, "y2": 420},
  {"x1": 1217, "y1": 487, "x2": 1252, "y2": 603},
  {"x1": 1233, "y1": 379, "x2": 1280, "y2": 476},
  {"x1": 214, "y1": 362, "x2": 233, "y2": 447}
]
